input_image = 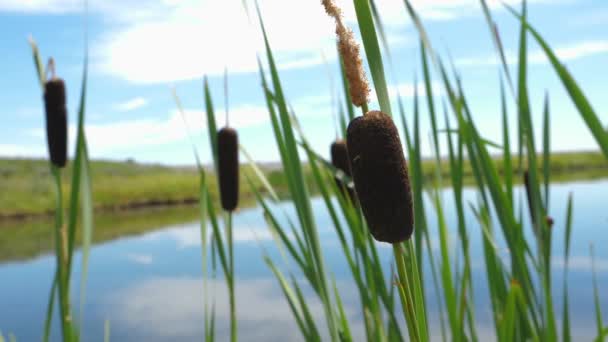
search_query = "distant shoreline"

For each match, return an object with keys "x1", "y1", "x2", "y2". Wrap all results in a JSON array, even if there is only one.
[{"x1": 1, "y1": 151, "x2": 606, "y2": 221}]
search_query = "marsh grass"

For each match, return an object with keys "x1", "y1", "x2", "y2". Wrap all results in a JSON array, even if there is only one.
[
  {"x1": 190, "y1": 0, "x2": 608, "y2": 341},
  {"x1": 16, "y1": 0, "x2": 608, "y2": 341}
]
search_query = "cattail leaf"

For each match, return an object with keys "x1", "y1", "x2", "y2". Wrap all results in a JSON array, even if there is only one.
[
  {"x1": 43, "y1": 275, "x2": 57, "y2": 342},
  {"x1": 591, "y1": 245, "x2": 605, "y2": 341},
  {"x1": 501, "y1": 77, "x2": 513, "y2": 206},
  {"x1": 103, "y1": 320, "x2": 110, "y2": 342},
  {"x1": 543, "y1": 93, "x2": 551, "y2": 208},
  {"x1": 240, "y1": 144, "x2": 279, "y2": 202},
  {"x1": 28, "y1": 37, "x2": 46, "y2": 89},
  {"x1": 204, "y1": 77, "x2": 220, "y2": 172},
  {"x1": 352, "y1": 0, "x2": 391, "y2": 115},
  {"x1": 478, "y1": 0, "x2": 515, "y2": 97},
  {"x1": 265, "y1": 257, "x2": 314, "y2": 341}
]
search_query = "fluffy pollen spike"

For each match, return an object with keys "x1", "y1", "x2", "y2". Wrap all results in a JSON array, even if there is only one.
[
  {"x1": 43, "y1": 78, "x2": 68, "y2": 168},
  {"x1": 346, "y1": 111, "x2": 414, "y2": 243},
  {"x1": 218, "y1": 127, "x2": 239, "y2": 211}
]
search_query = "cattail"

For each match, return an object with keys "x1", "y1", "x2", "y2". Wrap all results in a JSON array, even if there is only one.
[
  {"x1": 43, "y1": 77, "x2": 67, "y2": 168},
  {"x1": 347, "y1": 110, "x2": 414, "y2": 243},
  {"x1": 217, "y1": 127, "x2": 239, "y2": 211},
  {"x1": 546, "y1": 216, "x2": 554, "y2": 228},
  {"x1": 330, "y1": 139, "x2": 355, "y2": 202}
]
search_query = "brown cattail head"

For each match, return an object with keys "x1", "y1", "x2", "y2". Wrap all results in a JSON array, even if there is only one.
[
  {"x1": 217, "y1": 127, "x2": 239, "y2": 211},
  {"x1": 43, "y1": 78, "x2": 68, "y2": 168},
  {"x1": 330, "y1": 139, "x2": 356, "y2": 202},
  {"x1": 346, "y1": 110, "x2": 414, "y2": 243}
]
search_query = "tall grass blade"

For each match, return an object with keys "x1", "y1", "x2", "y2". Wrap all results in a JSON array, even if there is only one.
[
  {"x1": 352, "y1": 0, "x2": 392, "y2": 115},
  {"x1": 103, "y1": 320, "x2": 110, "y2": 342},
  {"x1": 478, "y1": 0, "x2": 515, "y2": 97},
  {"x1": 542, "y1": 93, "x2": 550, "y2": 208},
  {"x1": 590, "y1": 244, "x2": 605, "y2": 341},
  {"x1": 561, "y1": 193, "x2": 574, "y2": 342}
]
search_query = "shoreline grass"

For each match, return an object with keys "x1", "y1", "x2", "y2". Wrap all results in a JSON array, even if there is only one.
[{"x1": 1, "y1": 151, "x2": 605, "y2": 219}]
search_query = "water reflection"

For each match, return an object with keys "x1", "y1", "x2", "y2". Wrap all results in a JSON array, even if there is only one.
[{"x1": 0, "y1": 179, "x2": 607, "y2": 341}]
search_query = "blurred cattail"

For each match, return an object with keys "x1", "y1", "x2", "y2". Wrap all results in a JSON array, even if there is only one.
[
  {"x1": 546, "y1": 215, "x2": 554, "y2": 228},
  {"x1": 347, "y1": 110, "x2": 414, "y2": 243},
  {"x1": 218, "y1": 127, "x2": 239, "y2": 211},
  {"x1": 43, "y1": 77, "x2": 67, "y2": 168},
  {"x1": 330, "y1": 139, "x2": 355, "y2": 202}
]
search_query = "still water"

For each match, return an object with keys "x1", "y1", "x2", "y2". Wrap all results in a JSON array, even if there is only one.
[{"x1": 1, "y1": 179, "x2": 607, "y2": 341}]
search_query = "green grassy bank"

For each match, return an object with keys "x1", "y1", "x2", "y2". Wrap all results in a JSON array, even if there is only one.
[{"x1": 0, "y1": 151, "x2": 606, "y2": 219}]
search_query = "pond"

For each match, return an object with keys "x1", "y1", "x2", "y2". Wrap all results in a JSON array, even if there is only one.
[{"x1": 1, "y1": 178, "x2": 607, "y2": 341}]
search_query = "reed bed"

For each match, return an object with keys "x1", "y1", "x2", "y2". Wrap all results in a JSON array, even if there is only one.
[{"x1": 19, "y1": 0, "x2": 608, "y2": 341}]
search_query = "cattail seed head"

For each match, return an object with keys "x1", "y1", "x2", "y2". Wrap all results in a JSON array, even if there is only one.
[
  {"x1": 346, "y1": 110, "x2": 414, "y2": 243},
  {"x1": 43, "y1": 78, "x2": 68, "y2": 168},
  {"x1": 330, "y1": 139, "x2": 355, "y2": 202},
  {"x1": 217, "y1": 127, "x2": 239, "y2": 211}
]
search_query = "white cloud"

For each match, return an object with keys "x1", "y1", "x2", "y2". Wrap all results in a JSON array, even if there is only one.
[
  {"x1": 0, "y1": 144, "x2": 45, "y2": 158},
  {"x1": 4, "y1": 0, "x2": 566, "y2": 83},
  {"x1": 105, "y1": 277, "x2": 346, "y2": 340},
  {"x1": 149, "y1": 224, "x2": 281, "y2": 249},
  {"x1": 126, "y1": 253, "x2": 154, "y2": 265},
  {"x1": 456, "y1": 40, "x2": 608, "y2": 67},
  {"x1": 114, "y1": 97, "x2": 148, "y2": 112},
  {"x1": 28, "y1": 103, "x2": 269, "y2": 153},
  {"x1": 94, "y1": 0, "x2": 339, "y2": 83},
  {"x1": 553, "y1": 255, "x2": 608, "y2": 272},
  {"x1": 0, "y1": 0, "x2": 82, "y2": 13}
]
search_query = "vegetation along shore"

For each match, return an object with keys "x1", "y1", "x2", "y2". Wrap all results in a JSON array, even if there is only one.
[{"x1": 1, "y1": 151, "x2": 606, "y2": 220}]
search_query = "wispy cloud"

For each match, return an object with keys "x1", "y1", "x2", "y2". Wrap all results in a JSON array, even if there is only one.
[
  {"x1": 456, "y1": 40, "x2": 608, "y2": 67},
  {"x1": 114, "y1": 97, "x2": 148, "y2": 112}
]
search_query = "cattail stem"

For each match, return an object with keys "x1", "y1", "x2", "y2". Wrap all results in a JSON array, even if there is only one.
[
  {"x1": 226, "y1": 212, "x2": 237, "y2": 342},
  {"x1": 224, "y1": 67, "x2": 229, "y2": 127},
  {"x1": 46, "y1": 58, "x2": 56, "y2": 80},
  {"x1": 51, "y1": 166, "x2": 73, "y2": 342},
  {"x1": 393, "y1": 243, "x2": 421, "y2": 342}
]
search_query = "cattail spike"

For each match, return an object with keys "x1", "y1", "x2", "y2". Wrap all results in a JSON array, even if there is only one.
[
  {"x1": 218, "y1": 127, "x2": 239, "y2": 211},
  {"x1": 347, "y1": 111, "x2": 414, "y2": 243},
  {"x1": 43, "y1": 77, "x2": 68, "y2": 168}
]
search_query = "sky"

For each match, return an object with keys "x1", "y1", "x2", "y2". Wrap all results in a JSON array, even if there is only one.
[{"x1": 0, "y1": 0, "x2": 607, "y2": 166}]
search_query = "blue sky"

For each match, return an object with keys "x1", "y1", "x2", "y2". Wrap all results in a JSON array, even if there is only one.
[{"x1": 1, "y1": 0, "x2": 607, "y2": 166}]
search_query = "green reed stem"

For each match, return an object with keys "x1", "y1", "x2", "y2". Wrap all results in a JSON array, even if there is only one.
[
  {"x1": 51, "y1": 166, "x2": 72, "y2": 342},
  {"x1": 393, "y1": 243, "x2": 420, "y2": 342},
  {"x1": 227, "y1": 212, "x2": 236, "y2": 342}
]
